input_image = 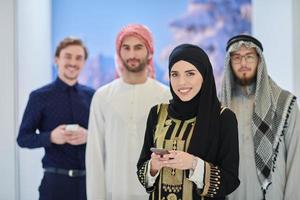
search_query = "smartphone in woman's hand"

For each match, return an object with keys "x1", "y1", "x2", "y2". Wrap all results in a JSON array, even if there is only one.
[{"x1": 150, "y1": 147, "x2": 170, "y2": 156}]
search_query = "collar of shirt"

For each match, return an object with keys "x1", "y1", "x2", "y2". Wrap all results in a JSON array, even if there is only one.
[{"x1": 55, "y1": 77, "x2": 79, "y2": 92}]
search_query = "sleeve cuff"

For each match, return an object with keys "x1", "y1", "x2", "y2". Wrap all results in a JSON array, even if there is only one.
[
  {"x1": 188, "y1": 157, "x2": 204, "y2": 189},
  {"x1": 146, "y1": 159, "x2": 160, "y2": 187},
  {"x1": 40, "y1": 131, "x2": 52, "y2": 147}
]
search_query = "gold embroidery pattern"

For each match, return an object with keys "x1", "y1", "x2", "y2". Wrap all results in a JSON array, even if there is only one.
[
  {"x1": 200, "y1": 162, "x2": 221, "y2": 198},
  {"x1": 155, "y1": 104, "x2": 196, "y2": 200},
  {"x1": 154, "y1": 104, "x2": 171, "y2": 148},
  {"x1": 167, "y1": 193, "x2": 177, "y2": 200},
  {"x1": 162, "y1": 139, "x2": 185, "y2": 186},
  {"x1": 137, "y1": 161, "x2": 148, "y2": 187},
  {"x1": 162, "y1": 184, "x2": 182, "y2": 193}
]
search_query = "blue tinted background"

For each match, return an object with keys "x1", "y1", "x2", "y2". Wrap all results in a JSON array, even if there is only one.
[{"x1": 52, "y1": 0, "x2": 251, "y2": 90}]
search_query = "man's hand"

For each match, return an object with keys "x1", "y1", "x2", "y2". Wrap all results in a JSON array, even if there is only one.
[
  {"x1": 50, "y1": 125, "x2": 87, "y2": 145},
  {"x1": 50, "y1": 125, "x2": 68, "y2": 144},
  {"x1": 65, "y1": 126, "x2": 87, "y2": 145}
]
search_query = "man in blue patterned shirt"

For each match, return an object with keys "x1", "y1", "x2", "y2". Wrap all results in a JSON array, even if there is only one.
[{"x1": 17, "y1": 37, "x2": 95, "y2": 200}]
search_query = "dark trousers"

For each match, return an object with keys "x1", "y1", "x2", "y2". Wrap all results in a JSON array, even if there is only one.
[{"x1": 39, "y1": 172, "x2": 87, "y2": 200}]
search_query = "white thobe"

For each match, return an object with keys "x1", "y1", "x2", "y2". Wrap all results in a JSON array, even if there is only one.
[
  {"x1": 227, "y1": 84, "x2": 300, "y2": 200},
  {"x1": 86, "y1": 78, "x2": 171, "y2": 200}
]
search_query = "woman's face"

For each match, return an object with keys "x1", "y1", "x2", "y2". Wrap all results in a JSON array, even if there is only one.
[{"x1": 170, "y1": 60, "x2": 203, "y2": 102}]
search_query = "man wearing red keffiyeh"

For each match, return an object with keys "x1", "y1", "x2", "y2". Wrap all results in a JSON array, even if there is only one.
[{"x1": 86, "y1": 24, "x2": 171, "y2": 200}]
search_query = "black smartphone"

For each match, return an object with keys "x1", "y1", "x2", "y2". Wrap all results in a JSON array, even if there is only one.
[{"x1": 150, "y1": 147, "x2": 170, "y2": 156}]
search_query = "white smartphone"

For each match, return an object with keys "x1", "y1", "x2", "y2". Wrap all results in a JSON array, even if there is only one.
[
  {"x1": 65, "y1": 124, "x2": 79, "y2": 132},
  {"x1": 150, "y1": 147, "x2": 170, "y2": 156}
]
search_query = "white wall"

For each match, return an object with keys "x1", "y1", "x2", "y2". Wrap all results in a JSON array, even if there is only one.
[
  {"x1": 0, "y1": 0, "x2": 17, "y2": 199},
  {"x1": 252, "y1": 0, "x2": 298, "y2": 95},
  {"x1": 17, "y1": 0, "x2": 51, "y2": 200},
  {"x1": 293, "y1": 0, "x2": 300, "y2": 99}
]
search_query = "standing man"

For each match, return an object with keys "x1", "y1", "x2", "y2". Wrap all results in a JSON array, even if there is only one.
[
  {"x1": 220, "y1": 34, "x2": 300, "y2": 200},
  {"x1": 17, "y1": 37, "x2": 95, "y2": 200},
  {"x1": 86, "y1": 24, "x2": 171, "y2": 200}
]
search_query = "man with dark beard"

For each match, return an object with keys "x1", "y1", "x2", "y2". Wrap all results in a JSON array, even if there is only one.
[
  {"x1": 86, "y1": 24, "x2": 171, "y2": 200},
  {"x1": 17, "y1": 37, "x2": 95, "y2": 200},
  {"x1": 220, "y1": 34, "x2": 300, "y2": 200}
]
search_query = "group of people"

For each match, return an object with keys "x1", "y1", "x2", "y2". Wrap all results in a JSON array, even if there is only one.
[{"x1": 17, "y1": 24, "x2": 300, "y2": 200}]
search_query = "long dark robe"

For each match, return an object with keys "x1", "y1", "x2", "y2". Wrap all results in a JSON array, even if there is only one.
[{"x1": 137, "y1": 104, "x2": 240, "y2": 200}]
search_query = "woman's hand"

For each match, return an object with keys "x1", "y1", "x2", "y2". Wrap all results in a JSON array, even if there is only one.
[
  {"x1": 162, "y1": 150, "x2": 196, "y2": 170},
  {"x1": 150, "y1": 152, "x2": 169, "y2": 176}
]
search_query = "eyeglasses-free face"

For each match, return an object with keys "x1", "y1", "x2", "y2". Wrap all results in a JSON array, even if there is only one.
[
  {"x1": 120, "y1": 35, "x2": 149, "y2": 73},
  {"x1": 170, "y1": 60, "x2": 203, "y2": 102},
  {"x1": 55, "y1": 45, "x2": 86, "y2": 85}
]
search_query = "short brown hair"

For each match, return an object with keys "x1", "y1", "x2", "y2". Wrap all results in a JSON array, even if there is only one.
[{"x1": 55, "y1": 37, "x2": 88, "y2": 60}]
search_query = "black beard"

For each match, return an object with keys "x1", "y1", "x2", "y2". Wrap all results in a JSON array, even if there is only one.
[
  {"x1": 234, "y1": 74, "x2": 256, "y2": 86},
  {"x1": 123, "y1": 60, "x2": 147, "y2": 73}
]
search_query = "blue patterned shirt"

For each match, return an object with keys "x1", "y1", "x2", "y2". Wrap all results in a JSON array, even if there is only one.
[{"x1": 17, "y1": 78, "x2": 95, "y2": 170}]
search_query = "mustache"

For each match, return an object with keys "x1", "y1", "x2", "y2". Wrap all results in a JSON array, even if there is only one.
[
  {"x1": 126, "y1": 58, "x2": 140, "y2": 63},
  {"x1": 238, "y1": 66, "x2": 251, "y2": 72}
]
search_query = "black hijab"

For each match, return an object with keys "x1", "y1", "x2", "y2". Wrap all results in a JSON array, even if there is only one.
[{"x1": 168, "y1": 44, "x2": 221, "y2": 162}]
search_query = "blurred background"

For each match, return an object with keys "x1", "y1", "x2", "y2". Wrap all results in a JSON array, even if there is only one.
[
  {"x1": 51, "y1": 0, "x2": 251, "y2": 89},
  {"x1": 1, "y1": 0, "x2": 299, "y2": 199}
]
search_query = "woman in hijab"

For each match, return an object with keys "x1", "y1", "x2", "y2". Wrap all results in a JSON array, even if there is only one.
[{"x1": 137, "y1": 44, "x2": 240, "y2": 200}]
